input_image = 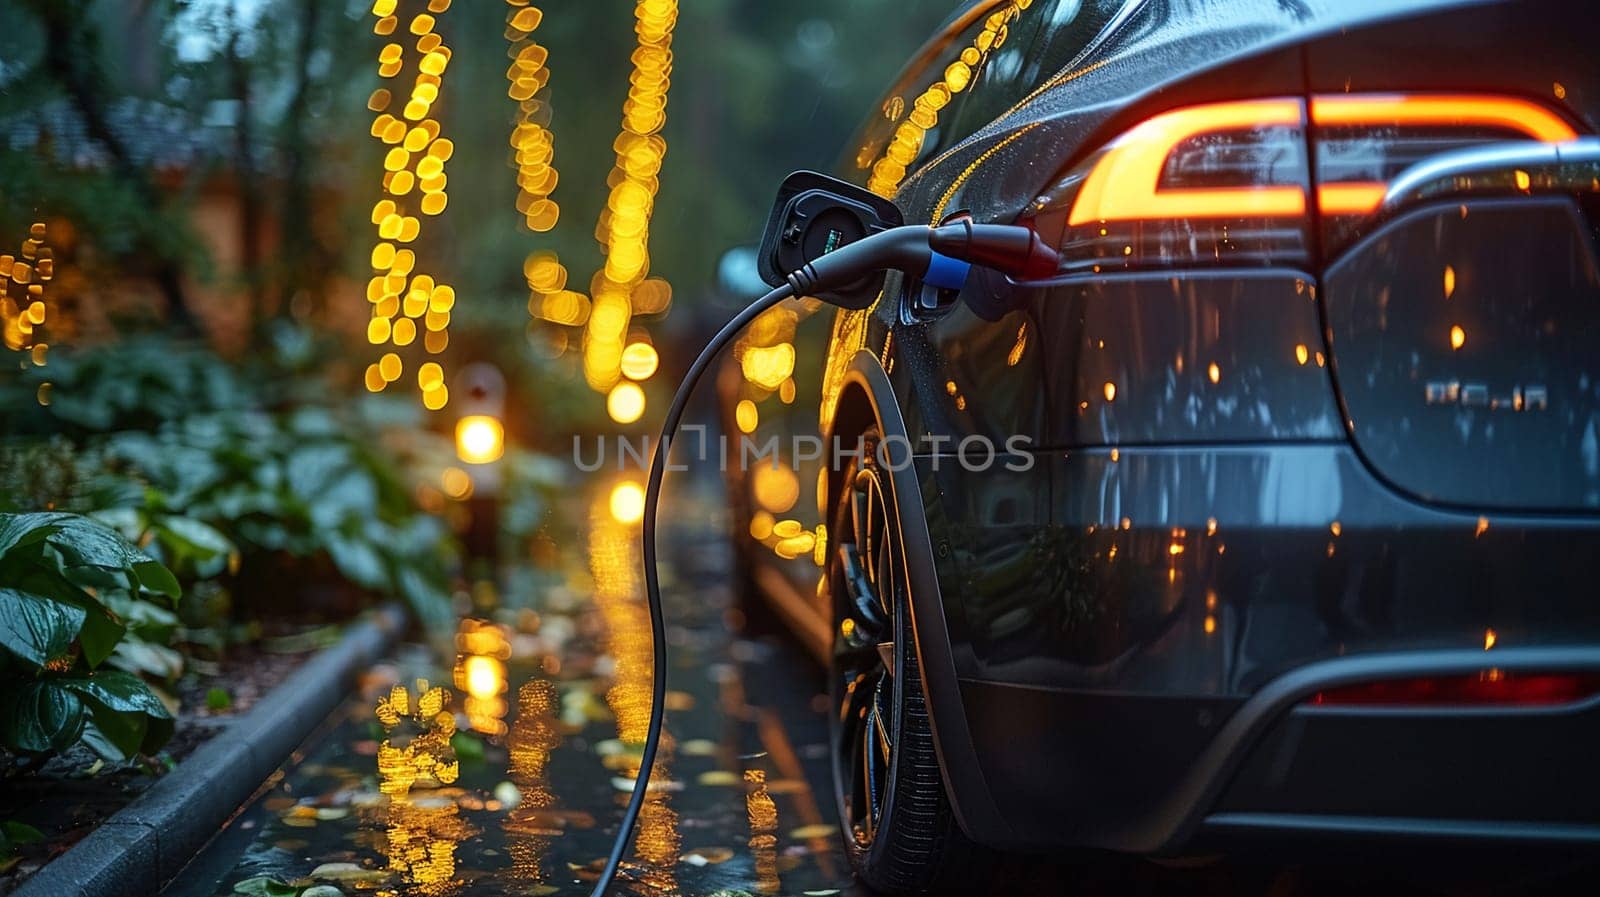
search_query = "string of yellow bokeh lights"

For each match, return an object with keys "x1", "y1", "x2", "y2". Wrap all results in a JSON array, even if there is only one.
[
  {"x1": 2, "y1": 223, "x2": 55, "y2": 377},
  {"x1": 363, "y1": 0, "x2": 459, "y2": 411},
  {"x1": 508, "y1": 0, "x2": 677, "y2": 425}
]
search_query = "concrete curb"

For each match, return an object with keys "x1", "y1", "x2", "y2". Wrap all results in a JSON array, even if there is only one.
[{"x1": 17, "y1": 603, "x2": 408, "y2": 897}]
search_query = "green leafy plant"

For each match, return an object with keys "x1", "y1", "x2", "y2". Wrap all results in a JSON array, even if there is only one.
[
  {"x1": 0, "y1": 819, "x2": 42, "y2": 871},
  {"x1": 1, "y1": 340, "x2": 461, "y2": 632},
  {"x1": 0, "y1": 512, "x2": 178, "y2": 762}
]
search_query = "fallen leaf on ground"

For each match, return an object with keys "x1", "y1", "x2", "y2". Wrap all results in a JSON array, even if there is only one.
[
  {"x1": 610, "y1": 776, "x2": 682, "y2": 793},
  {"x1": 680, "y1": 846, "x2": 735, "y2": 866},
  {"x1": 310, "y1": 862, "x2": 388, "y2": 884}
]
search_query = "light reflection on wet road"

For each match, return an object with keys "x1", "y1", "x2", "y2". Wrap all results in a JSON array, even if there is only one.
[
  {"x1": 164, "y1": 478, "x2": 1600, "y2": 897},
  {"x1": 166, "y1": 479, "x2": 863, "y2": 897}
]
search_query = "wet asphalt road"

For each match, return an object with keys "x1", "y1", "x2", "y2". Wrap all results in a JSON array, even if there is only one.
[{"x1": 162, "y1": 480, "x2": 1600, "y2": 897}]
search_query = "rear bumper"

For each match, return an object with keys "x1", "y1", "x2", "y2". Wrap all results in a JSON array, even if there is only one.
[
  {"x1": 955, "y1": 647, "x2": 1600, "y2": 853},
  {"x1": 906, "y1": 445, "x2": 1600, "y2": 852}
]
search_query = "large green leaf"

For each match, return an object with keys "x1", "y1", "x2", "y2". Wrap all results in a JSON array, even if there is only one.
[
  {"x1": 131, "y1": 559, "x2": 181, "y2": 601},
  {"x1": 62, "y1": 669, "x2": 172, "y2": 718},
  {"x1": 42, "y1": 515, "x2": 152, "y2": 574},
  {"x1": 0, "y1": 589, "x2": 86, "y2": 668},
  {"x1": 0, "y1": 681, "x2": 85, "y2": 754},
  {"x1": 65, "y1": 670, "x2": 174, "y2": 758},
  {"x1": 24, "y1": 514, "x2": 180, "y2": 603},
  {"x1": 0, "y1": 513, "x2": 71, "y2": 562},
  {"x1": 8, "y1": 568, "x2": 125, "y2": 668}
]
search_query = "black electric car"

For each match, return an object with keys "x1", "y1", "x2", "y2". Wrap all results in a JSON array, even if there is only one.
[{"x1": 724, "y1": 0, "x2": 1600, "y2": 891}]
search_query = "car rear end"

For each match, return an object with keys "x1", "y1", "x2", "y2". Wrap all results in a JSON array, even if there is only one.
[{"x1": 884, "y1": 0, "x2": 1600, "y2": 852}]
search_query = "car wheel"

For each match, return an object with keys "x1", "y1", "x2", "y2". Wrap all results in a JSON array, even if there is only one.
[{"x1": 828, "y1": 431, "x2": 984, "y2": 894}]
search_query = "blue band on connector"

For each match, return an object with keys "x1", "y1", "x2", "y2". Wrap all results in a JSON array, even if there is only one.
[{"x1": 923, "y1": 251, "x2": 971, "y2": 291}]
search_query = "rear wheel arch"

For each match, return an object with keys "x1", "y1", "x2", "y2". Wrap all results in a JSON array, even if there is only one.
[{"x1": 825, "y1": 349, "x2": 1017, "y2": 848}]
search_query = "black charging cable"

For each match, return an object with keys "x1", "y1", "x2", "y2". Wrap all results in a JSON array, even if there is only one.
[
  {"x1": 589, "y1": 220, "x2": 1058, "y2": 897},
  {"x1": 590, "y1": 279, "x2": 794, "y2": 896}
]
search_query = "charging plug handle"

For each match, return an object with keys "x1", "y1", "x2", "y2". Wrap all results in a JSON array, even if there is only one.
[
  {"x1": 785, "y1": 220, "x2": 1060, "y2": 304},
  {"x1": 929, "y1": 219, "x2": 1060, "y2": 281}
]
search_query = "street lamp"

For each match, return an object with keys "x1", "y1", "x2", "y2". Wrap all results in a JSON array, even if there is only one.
[{"x1": 453, "y1": 363, "x2": 507, "y2": 569}]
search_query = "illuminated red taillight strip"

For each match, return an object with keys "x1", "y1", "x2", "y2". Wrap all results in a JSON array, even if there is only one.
[
  {"x1": 1315, "y1": 182, "x2": 1391, "y2": 216},
  {"x1": 1308, "y1": 672, "x2": 1600, "y2": 708},
  {"x1": 1067, "y1": 98, "x2": 1306, "y2": 226},
  {"x1": 1066, "y1": 93, "x2": 1580, "y2": 225},
  {"x1": 1310, "y1": 93, "x2": 1579, "y2": 143},
  {"x1": 1310, "y1": 94, "x2": 1580, "y2": 215}
]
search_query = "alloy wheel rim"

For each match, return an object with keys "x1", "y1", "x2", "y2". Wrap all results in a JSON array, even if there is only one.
[{"x1": 831, "y1": 464, "x2": 899, "y2": 850}]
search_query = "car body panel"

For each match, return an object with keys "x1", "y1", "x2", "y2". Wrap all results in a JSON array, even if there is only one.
[{"x1": 732, "y1": 0, "x2": 1600, "y2": 853}]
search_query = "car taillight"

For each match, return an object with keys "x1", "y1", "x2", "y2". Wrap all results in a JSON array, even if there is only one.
[
  {"x1": 1311, "y1": 93, "x2": 1579, "y2": 250},
  {"x1": 1307, "y1": 672, "x2": 1600, "y2": 708},
  {"x1": 1027, "y1": 93, "x2": 1581, "y2": 273},
  {"x1": 1034, "y1": 98, "x2": 1313, "y2": 274}
]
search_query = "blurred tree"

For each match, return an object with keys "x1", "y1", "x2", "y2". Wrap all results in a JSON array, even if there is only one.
[
  {"x1": 0, "y1": 0, "x2": 953, "y2": 433},
  {"x1": 10, "y1": 0, "x2": 202, "y2": 334}
]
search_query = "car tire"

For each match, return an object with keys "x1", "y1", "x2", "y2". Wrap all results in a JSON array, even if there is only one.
[{"x1": 828, "y1": 430, "x2": 988, "y2": 895}]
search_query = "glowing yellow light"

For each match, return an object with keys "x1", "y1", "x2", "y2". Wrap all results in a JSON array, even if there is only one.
[
  {"x1": 752, "y1": 464, "x2": 799, "y2": 514},
  {"x1": 423, "y1": 385, "x2": 449, "y2": 411},
  {"x1": 610, "y1": 481, "x2": 646, "y2": 525},
  {"x1": 620, "y1": 342, "x2": 659, "y2": 380},
  {"x1": 417, "y1": 361, "x2": 444, "y2": 391},
  {"x1": 379, "y1": 352, "x2": 403, "y2": 381},
  {"x1": 741, "y1": 342, "x2": 795, "y2": 391},
  {"x1": 735, "y1": 399, "x2": 758, "y2": 433},
  {"x1": 456, "y1": 415, "x2": 505, "y2": 464},
  {"x1": 463, "y1": 655, "x2": 504, "y2": 701},
  {"x1": 442, "y1": 466, "x2": 473, "y2": 499},
  {"x1": 1207, "y1": 362, "x2": 1221, "y2": 384},
  {"x1": 1484, "y1": 629, "x2": 1497, "y2": 650},
  {"x1": 607, "y1": 382, "x2": 646, "y2": 424},
  {"x1": 509, "y1": 6, "x2": 542, "y2": 31},
  {"x1": 1103, "y1": 381, "x2": 1117, "y2": 402},
  {"x1": 1443, "y1": 265, "x2": 1456, "y2": 299},
  {"x1": 1450, "y1": 324, "x2": 1466, "y2": 350},
  {"x1": 1295, "y1": 343, "x2": 1309, "y2": 365}
]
